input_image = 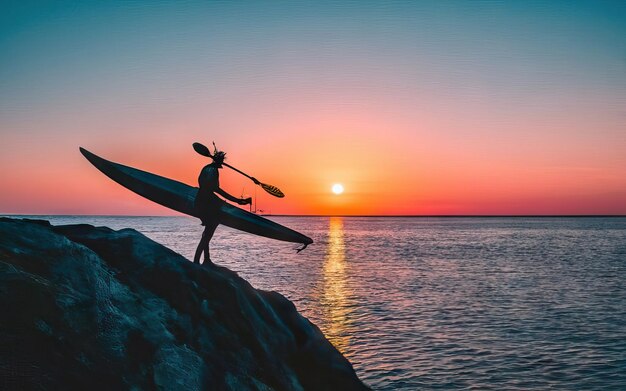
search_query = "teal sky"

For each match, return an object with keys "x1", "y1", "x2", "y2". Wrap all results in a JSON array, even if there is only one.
[{"x1": 3, "y1": 1, "x2": 625, "y2": 114}]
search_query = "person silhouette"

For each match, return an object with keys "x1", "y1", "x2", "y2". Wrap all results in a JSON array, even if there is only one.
[{"x1": 194, "y1": 143, "x2": 251, "y2": 266}]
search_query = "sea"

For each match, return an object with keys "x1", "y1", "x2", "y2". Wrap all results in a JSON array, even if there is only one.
[{"x1": 9, "y1": 216, "x2": 626, "y2": 390}]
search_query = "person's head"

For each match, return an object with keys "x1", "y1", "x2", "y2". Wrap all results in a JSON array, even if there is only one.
[{"x1": 212, "y1": 142, "x2": 226, "y2": 168}]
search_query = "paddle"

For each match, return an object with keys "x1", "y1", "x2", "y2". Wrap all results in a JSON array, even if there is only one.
[{"x1": 193, "y1": 142, "x2": 285, "y2": 198}]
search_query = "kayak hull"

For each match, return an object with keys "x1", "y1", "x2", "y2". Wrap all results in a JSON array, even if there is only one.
[{"x1": 80, "y1": 148, "x2": 312, "y2": 245}]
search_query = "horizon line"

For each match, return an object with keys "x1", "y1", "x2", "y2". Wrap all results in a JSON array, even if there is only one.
[{"x1": 2, "y1": 213, "x2": 625, "y2": 218}]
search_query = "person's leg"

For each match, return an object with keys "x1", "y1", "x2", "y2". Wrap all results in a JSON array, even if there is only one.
[
  {"x1": 194, "y1": 227, "x2": 209, "y2": 264},
  {"x1": 202, "y1": 220, "x2": 219, "y2": 266}
]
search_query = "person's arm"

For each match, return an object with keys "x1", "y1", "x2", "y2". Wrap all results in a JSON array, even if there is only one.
[
  {"x1": 215, "y1": 188, "x2": 251, "y2": 205},
  {"x1": 205, "y1": 166, "x2": 250, "y2": 205}
]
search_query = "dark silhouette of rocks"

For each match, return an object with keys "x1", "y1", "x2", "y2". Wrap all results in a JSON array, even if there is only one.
[{"x1": 0, "y1": 217, "x2": 369, "y2": 390}]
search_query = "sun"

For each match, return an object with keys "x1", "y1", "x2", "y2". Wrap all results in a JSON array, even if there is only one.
[{"x1": 331, "y1": 183, "x2": 344, "y2": 195}]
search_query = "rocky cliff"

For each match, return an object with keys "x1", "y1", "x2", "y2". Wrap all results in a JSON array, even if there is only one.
[{"x1": 0, "y1": 217, "x2": 369, "y2": 390}]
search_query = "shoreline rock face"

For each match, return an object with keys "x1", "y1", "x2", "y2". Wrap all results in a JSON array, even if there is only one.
[{"x1": 0, "y1": 217, "x2": 369, "y2": 390}]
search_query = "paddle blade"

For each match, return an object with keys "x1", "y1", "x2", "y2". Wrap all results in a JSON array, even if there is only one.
[
  {"x1": 193, "y1": 142, "x2": 212, "y2": 157},
  {"x1": 261, "y1": 183, "x2": 285, "y2": 198}
]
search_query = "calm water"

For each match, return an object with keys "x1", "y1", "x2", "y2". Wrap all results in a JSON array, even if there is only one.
[{"x1": 12, "y1": 216, "x2": 626, "y2": 390}]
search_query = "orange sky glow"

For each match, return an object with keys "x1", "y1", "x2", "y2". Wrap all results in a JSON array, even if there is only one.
[{"x1": 2, "y1": 102, "x2": 624, "y2": 216}]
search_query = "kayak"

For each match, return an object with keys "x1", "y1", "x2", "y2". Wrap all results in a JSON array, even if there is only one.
[{"x1": 79, "y1": 147, "x2": 313, "y2": 246}]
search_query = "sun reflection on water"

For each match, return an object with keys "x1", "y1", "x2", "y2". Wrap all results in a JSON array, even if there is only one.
[{"x1": 320, "y1": 216, "x2": 353, "y2": 353}]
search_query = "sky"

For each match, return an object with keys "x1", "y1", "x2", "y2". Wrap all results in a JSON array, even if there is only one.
[{"x1": 1, "y1": 0, "x2": 625, "y2": 215}]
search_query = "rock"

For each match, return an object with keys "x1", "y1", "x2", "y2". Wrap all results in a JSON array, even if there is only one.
[{"x1": 0, "y1": 217, "x2": 369, "y2": 390}]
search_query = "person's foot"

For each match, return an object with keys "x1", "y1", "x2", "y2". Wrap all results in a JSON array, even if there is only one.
[{"x1": 202, "y1": 259, "x2": 214, "y2": 267}]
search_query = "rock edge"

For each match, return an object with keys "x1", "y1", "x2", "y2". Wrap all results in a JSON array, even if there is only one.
[{"x1": 0, "y1": 217, "x2": 369, "y2": 390}]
